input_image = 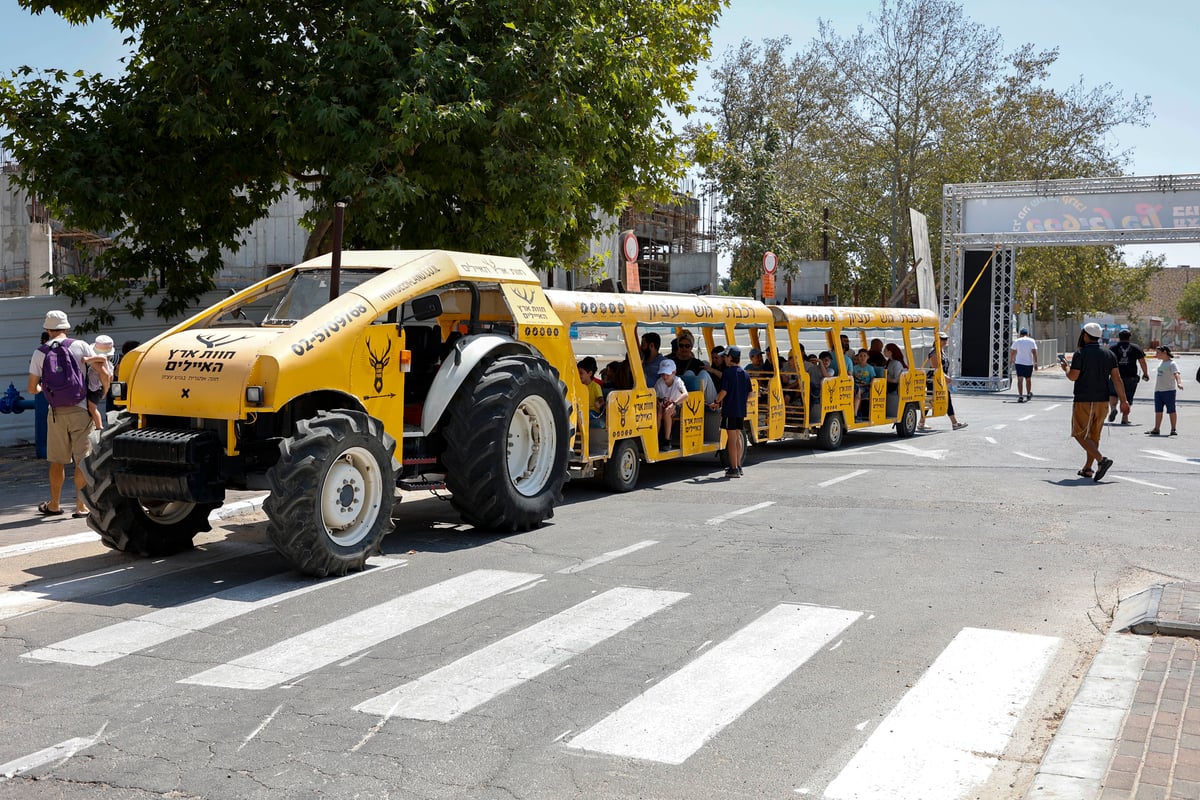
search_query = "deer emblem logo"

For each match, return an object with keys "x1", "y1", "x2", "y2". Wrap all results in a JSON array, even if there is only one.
[
  {"x1": 366, "y1": 338, "x2": 392, "y2": 393},
  {"x1": 196, "y1": 333, "x2": 251, "y2": 348},
  {"x1": 687, "y1": 396, "x2": 702, "y2": 416},
  {"x1": 513, "y1": 286, "x2": 538, "y2": 305},
  {"x1": 615, "y1": 396, "x2": 631, "y2": 427}
]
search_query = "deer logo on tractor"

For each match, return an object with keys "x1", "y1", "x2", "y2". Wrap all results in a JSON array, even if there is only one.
[{"x1": 366, "y1": 337, "x2": 392, "y2": 393}]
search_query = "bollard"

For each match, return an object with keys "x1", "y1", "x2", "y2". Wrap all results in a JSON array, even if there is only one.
[{"x1": 0, "y1": 384, "x2": 48, "y2": 459}]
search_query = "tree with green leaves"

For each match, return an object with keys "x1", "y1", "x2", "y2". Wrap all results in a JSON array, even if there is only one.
[
  {"x1": 694, "y1": 0, "x2": 1150, "y2": 308},
  {"x1": 1179, "y1": 275, "x2": 1200, "y2": 327},
  {"x1": 2, "y1": 0, "x2": 724, "y2": 326}
]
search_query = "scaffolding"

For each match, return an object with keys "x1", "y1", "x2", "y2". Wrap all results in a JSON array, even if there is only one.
[{"x1": 619, "y1": 190, "x2": 715, "y2": 293}]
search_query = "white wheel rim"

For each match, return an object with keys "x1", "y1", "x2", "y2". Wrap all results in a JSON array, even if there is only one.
[
  {"x1": 320, "y1": 446, "x2": 383, "y2": 547},
  {"x1": 618, "y1": 446, "x2": 637, "y2": 483},
  {"x1": 141, "y1": 500, "x2": 197, "y2": 525},
  {"x1": 507, "y1": 395, "x2": 557, "y2": 497}
]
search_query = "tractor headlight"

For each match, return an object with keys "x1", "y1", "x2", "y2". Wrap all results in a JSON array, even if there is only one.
[
  {"x1": 245, "y1": 385, "x2": 264, "y2": 406},
  {"x1": 110, "y1": 381, "x2": 127, "y2": 400}
]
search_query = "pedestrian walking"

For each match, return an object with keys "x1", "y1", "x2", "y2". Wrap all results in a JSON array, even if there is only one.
[
  {"x1": 709, "y1": 346, "x2": 751, "y2": 478},
  {"x1": 1011, "y1": 328, "x2": 1038, "y2": 402},
  {"x1": 1060, "y1": 322, "x2": 1127, "y2": 482},
  {"x1": 27, "y1": 310, "x2": 99, "y2": 517},
  {"x1": 918, "y1": 332, "x2": 967, "y2": 431},
  {"x1": 1145, "y1": 345, "x2": 1183, "y2": 436},
  {"x1": 1106, "y1": 329, "x2": 1150, "y2": 424}
]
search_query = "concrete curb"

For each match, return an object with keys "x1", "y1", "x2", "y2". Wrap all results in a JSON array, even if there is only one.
[
  {"x1": 209, "y1": 494, "x2": 268, "y2": 521},
  {"x1": 1025, "y1": 631, "x2": 1153, "y2": 800}
]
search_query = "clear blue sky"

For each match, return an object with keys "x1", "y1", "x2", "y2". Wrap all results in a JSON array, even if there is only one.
[{"x1": 3, "y1": 0, "x2": 1197, "y2": 265}]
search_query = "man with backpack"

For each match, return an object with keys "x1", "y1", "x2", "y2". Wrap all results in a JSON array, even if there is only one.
[{"x1": 27, "y1": 310, "x2": 100, "y2": 518}]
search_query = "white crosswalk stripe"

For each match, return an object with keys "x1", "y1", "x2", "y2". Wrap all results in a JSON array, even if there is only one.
[
  {"x1": 823, "y1": 627, "x2": 1060, "y2": 799},
  {"x1": 566, "y1": 603, "x2": 862, "y2": 765},
  {"x1": 10, "y1": 554, "x2": 1064, "y2": 788},
  {"x1": 354, "y1": 586, "x2": 687, "y2": 721},
  {"x1": 23, "y1": 556, "x2": 407, "y2": 666},
  {"x1": 179, "y1": 569, "x2": 538, "y2": 690}
]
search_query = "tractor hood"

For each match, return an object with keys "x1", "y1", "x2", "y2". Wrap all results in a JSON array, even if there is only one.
[{"x1": 123, "y1": 328, "x2": 284, "y2": 420}]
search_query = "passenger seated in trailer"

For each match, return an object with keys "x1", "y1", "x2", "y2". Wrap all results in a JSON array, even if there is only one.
[
  {"x1": 603, "y1": 359, "x2": 635, "y2": 391},
  {"x1": 669, "y1": 330, "x2": 716, "y2": 402},
  {"x1": 702, "y1": 345, "x2": 727, "y2": 385},
  {"x1": 781, "y1": 350, "x2": 804, "y2": 404},
  {"x1": 851, "y1": 349, "x2": 874, "y2": 419},
  {"x1": 746, "y1": 347, "x2": 773, "y2": 396},
  {"x1": 577, "y1": 356, "x2": 605, "y2": 427},
  {"x1": 867, "y1": 338, "x2": 888, "y2": 376},
  {"x1": 654, "y1": 360, "x2": 688, "y2": 449},
  {"x1": 810, "y1": 351, "x2": 833, "y2": 415},
  {"x1": 640, "y1": 332, "x2": 666, "y2": 386},
  {"x1": 884, "y1": 343, "x2": 907, "y2": 394}
]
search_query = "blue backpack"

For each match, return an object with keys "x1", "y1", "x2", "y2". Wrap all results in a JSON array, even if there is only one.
[{"x1": 38, "y1": 338, "x2": 88, "y2": 408}]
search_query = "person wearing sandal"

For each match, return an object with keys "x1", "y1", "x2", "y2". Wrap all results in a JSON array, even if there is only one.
[
  {"x1": 28, "y1": 310, "x2": 97, "y2": 519},
  {"x1": 1145, "y1": 345, "x2": 1183, "y2": 436},
  {"x1": 1061, "y1": 322, "x2": 1127, "y2": 482}
]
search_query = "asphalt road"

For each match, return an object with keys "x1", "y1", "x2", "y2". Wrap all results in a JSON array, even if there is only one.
[{"x1": 0, "y1": 361, "x2": 1197, "y2": 800}]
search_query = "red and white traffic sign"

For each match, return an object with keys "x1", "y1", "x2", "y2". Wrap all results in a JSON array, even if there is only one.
[
  {"x1": 763, "y1": 251, "x2": 777, "y2": 275},
  {"x1": 622, "y1": 232, "x2": 640, "y2": 263}
]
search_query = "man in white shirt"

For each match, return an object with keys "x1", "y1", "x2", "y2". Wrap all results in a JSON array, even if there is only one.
[{"x1": 1010, "y1": 328, "x2": 1038, "y2": 403}]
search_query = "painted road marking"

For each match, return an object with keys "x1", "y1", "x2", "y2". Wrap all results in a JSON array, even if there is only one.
[
  {"x1": 0, "y1": 541, "x2": 272, "y2": 621},
  {"x1": 1111, "y1": 475, "x2": 1177, "y2": 491},
  {"x1": 0, "y1": 532, "x2": 99, "y2": 559},
  {"x1": 567, "y1": 603, "x2": 861, "y2": 764},
  {"x1": 0, "y1": 725, "x2": 106, "y2": 781},
  {"x1": 355, "y1": 587, "x2": 687, "y2": 721},
  {"x1": 823, "y1": 627, "x2": 1059, "y2": 800},
  {"x1": 1018, "y1": 414, "x2": 1035, "y2": 421},
  {"x1": 706, "y1": 501, "x2": 774, "y2": 526},
  {"x1": 817, "y1": 469, "x2": 871, "y2": 488},
  {"x1": 1013, "y1": 451, "x2": 1050, "y2": 461},
  {"x1": 24, "y1": 557, "x2": 407, "y2": 666},
  {"x1": 556, "y1": 541, "x2": 659, "y2": 574},
  {"x1": 1141, "y1": 449, "x2": 1200, "y2": 465},
  {"x1": 179, "y1": 569, "x2": 538, "y2": 690},
  {"x1": 883, "y1": 442, "x2": 946, "y2": 460}
]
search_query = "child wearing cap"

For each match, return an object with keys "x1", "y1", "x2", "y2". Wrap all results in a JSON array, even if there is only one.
[
  {"x1": 654, "y1": 359, "x2": 688, "y2": 449},
  {"x1": 1147, "y1": 345, "x2": 1183, "y2": 436},
  {"x1": 86, "y1": 335, "x2": 115, "y2": 429}
]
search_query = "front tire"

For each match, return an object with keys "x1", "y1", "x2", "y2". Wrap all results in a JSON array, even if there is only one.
[
  {"x1": 80, "y1": 412, "x2": 217, "y2": 556},
  {"x1": 443, "y1": 354, "x2": 571, "y2": 530},
  {"x1": 816, "y1": 412, "x2": 845, "y2": 450},
  {"x1": 602, "y1": 438, "x2": 641, "y2": 492},
  {"x1": 264, "y1": 410, "x2": 396, "y2": 577}
]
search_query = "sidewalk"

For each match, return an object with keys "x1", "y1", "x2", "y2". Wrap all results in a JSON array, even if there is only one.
[
  {"x1": 0, "y1": 443, "x2": 265, "y2": 551},
  {"x1": 1027, "y1": 584, "x2": 1200, "y2": 800}
]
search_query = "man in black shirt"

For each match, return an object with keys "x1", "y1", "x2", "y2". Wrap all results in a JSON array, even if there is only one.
[
  {"x1": 1060, "y1": 322, "x2": 1128, "y2": 482},
  {"x1": 1106, "y1": 329, "x2": 1150, "y2": 425}
]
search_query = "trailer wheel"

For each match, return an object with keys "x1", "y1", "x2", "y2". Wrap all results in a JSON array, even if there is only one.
[
  {"x1": 816, "y1": 412, "x2": 845, "y2": 450},
  {"x1": 602, "y1": 438, "x2": 641, "y2": 493},
  {"x1": 896, "y1": 403, "x2": 920, "y2": 438},
  {"x1": 265, "y1": 410, "x2": 396, "y2": 577},
  {"x1": 80, "y1": 412, "x2": 217, "y2": 556},
  {"x1": 443, "y1": 354, "x2": 571, "y2": 530}
]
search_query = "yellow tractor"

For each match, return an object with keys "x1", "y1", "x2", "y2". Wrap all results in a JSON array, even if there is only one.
[{"x1": 84, "y1": 250, "x2": 576, "y2": 576}]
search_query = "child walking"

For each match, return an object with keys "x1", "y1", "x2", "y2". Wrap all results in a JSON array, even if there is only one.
[{"x1": 1145, "y1": 345, "x2": 1183, "y2": 436}]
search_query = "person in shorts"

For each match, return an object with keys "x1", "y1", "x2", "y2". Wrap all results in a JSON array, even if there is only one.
[
  {"x1": 27, "y1": 310, "x2": 97, "y2": 517},
  {"x1": 1010, "y1": 328, "x2": 1037, "y2": 403},
  {"x1": 1146, "y1": 345, "x2": 1183, "y2": 436},
  {"x1": 1106, "y1": 330, "x2": 1149, "y2": 424},
  {"x1": 1060, "y1": 322, "x2": 1127, "y2": 482},
  {"x1": 710, "y1": 346, "x2": 751, "y2": 478}
]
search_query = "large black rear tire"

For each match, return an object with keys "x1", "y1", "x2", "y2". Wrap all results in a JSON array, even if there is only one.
[
  {"x1": 80, "y1": 412, "x2": 217, "y2": 557},
  {"x1": 264, "y1": 410, "x2": 396, "y2": 577},
  {"x1": 443, "y1": 354, "x2": 571, "y2": 530}
]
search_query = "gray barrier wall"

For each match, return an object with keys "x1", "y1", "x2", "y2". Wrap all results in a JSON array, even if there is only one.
[{"x1": 0, "y1": 292, "x2": 226, "y2": 447}]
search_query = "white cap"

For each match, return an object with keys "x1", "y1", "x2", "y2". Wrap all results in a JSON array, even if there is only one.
[
  {"x1": 43, "y1": 310, "x2": 70, "y2": 330},
  {"x1": 1083, "y1": 322, "x2": 1102, "y2": 338},
  {"x1": 658, "y1": 360, "x2": 677, "y2": 374}
]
